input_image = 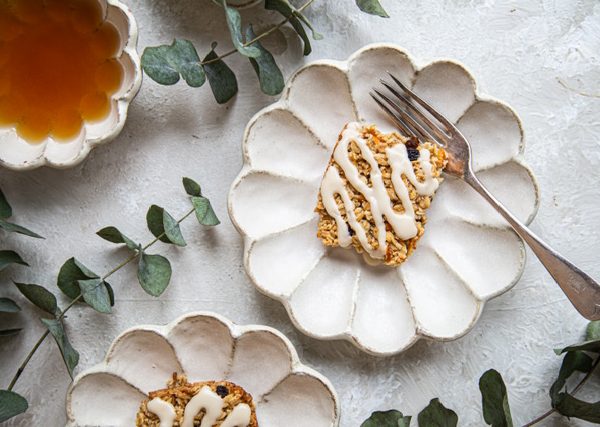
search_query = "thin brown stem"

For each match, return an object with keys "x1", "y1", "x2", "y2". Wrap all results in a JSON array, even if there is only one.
[
  {"x1": 522, "y1": 355, "x2": 600, "y2": 426},
  {"x1": 200, "y1": 0, "x2": 316, "y2": 66},
  {"x1": 6, "y1": 207, "x2": 196, "y2": 391},
  {"x1": 7, "y1": 330, "x2": 49, "y2": 391}
]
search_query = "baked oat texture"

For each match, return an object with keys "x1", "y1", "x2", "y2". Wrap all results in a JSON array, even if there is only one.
[
  {"x1": 136, "y1": 374, "x2": 258, "y2": 427},
  {"x1": 315, "y1": 124, "x2": 447, "y2": 266}
]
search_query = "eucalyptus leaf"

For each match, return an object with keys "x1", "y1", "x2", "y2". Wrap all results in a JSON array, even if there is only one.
[
  {"x1": 0, "y1": 328, "x2": 22, "y2": 337},
  {"x1": 361, "y1": 410, "x2": 411, "y2": 427},
  {"x1": 586, "y1": 320, "x2": 600, "y2": 341},
  {"x1": 0, "y1": 250, "x2": 28, "y2": 271},
  {"x1": 146, "y1": 205, "x2": 186, "y2": 247},
  {"x1": 97, "y1": 226, "x2": 138, "y2": 250},
  {"x1": 191, "y1": 196, "x2": 220, "y2": 226},
  {"x1": 78, "y1": 278, "x2": 111, "y2": 314},
  {"x1": 105, "y1": 282, "x2": 115, "y2": 307},
  {"x1": 142, "y1": 39, "x2": 206, "y2": 87},
  {"x1": 0, "y1": 390, "x2": 28, "y2": 422},
  {"x1": 203, "y1": 43, "x2": 238, "y2": 104},
  {"x1": 137, "y1": 252, "x2": 172, "y2": 297},
  {"x1": 417, "y1": 398, "x2": 458, "y2": 427},
  {"x1": 57, "y1": 257, "x2": 98, "y2": 300},
  {"x1": 0, "y1": 187, "x2": 12, "y2": 218},
  {"x1": 265, "y1": 0, "x2": 311, "y2": 55},
  {"x1": 14, "y1": 282, "x2": 58, "y2": 316},
  {"x1": 356, "y1": 0, "x2": 389, "y2": 17},
  {"x1": 41, "y1": 318, "x2": 79, "y2": 378},
  {"x1": 182, "y1": 177, "x2": 202, "y2": 197},
  {"x1": 479, "y1": 369, "x2": 513, "y2": 427},
  {"x1": 556, "y1": 340, "x2": 600, "y2": 355},
  {"x1": 221, "y1": 0, "x2": 260, "y2": 58},
  {"x1": 0, "y1": 297, "x2": 20, "y2": 313},
  {"x1": 0, "y1": 219, "x2": 43, "y2": 239},
  {"x1": 554, "y1": 393, "x2": 600, "y2": 423},
  {"x1": 550, "y1": 351, "x2": 593, "y2": 404},
  {"x1": 246, "y1": 26, "x2": 285, "y2": 96}
]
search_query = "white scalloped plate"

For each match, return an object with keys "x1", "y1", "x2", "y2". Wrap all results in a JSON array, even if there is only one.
[
  {"x1": 66, "y1": 312, "x2": 340, "y2": 427},
  {"x1": 0, "y1": 0, "x2": 142, "y2": 170},
  {"x1": 228, "y1": 44, "x2": 540, "y2": 356}
]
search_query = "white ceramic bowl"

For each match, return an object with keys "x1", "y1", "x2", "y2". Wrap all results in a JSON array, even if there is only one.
[
  {"x1": 228, "y1": 44, "x2": 540, "y2": 356},
  {"x1": 66, "y1": 312, "x2": 340, "y2": 427},
  {"x1": 0, "y1": 0, "x2": 141, "y2": 170}
]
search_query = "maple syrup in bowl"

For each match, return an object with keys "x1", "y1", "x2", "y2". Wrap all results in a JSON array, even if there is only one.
[{"x1": 0, "y1": 0, "x2": 141, "y2": 170}]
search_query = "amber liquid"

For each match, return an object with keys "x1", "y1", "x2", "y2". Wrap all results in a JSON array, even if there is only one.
[{"x1": 0, "y1": 0, "x2": 123, "y2": 143}]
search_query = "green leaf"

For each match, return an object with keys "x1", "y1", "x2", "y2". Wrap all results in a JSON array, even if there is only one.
[
  {"x1": 14, "y1": 282, "x2": 58, "y2": 316},
  {"x1": 550, "y1": 351, "x2": 593, "y2": 404},
  {"x1": 356, "y1": 0, "x2": 389, "y2": 17},
  {"x1": 554, "y1": 393, "x2": 600, "y2": 423},
  {"x1": 265, "y1": 0, "x2": 312, "y2": 55},
  {"x1": 191, "y1": 196, "x2": 220, "y2": 226},
  {"x1": 0, "y1": 219, "x2": 43, "y2": 238},
  {"x1": 246, "y1": 26, "x2": 285, "y2": 96},
  {"x1": 96, "y1": 226, "x2": 138, "y2": 250},
  {"x1": 203, "y1": 43, "x2": 238, "y2": 104},
  {"x1": 0, "y1": 250, "x2": 28, "y2": 271},
  {"x1": 146, "y1": 205, "x2": 186, "y2": 247},
  {"x1": 0, "y1": 390, "x2": 28, "y2": 422},
  {"x1": 0, "y1": 187, "x2": 13, "y2": 218},
  {"x1": 0, "y1": 297, "x2": 20, "y2": 313},
  {"x1": 182, "y1": 177, "x2": 202, "y2": 197},
  {"x1": 105, "y1": 282, "x2": 115, "y2": 307},
  {"x1": 479, "y1": 369, "x2": 513, "y2": 427},
  {"x1": 361, "y1": 410, "x2": 411, "y2": 427},
  {"x1": 221, "y1": 0, "x2": 260, "y2": 58},
  {"x1": 0, "y1": 328, "x2": 22, "y2": 336},
  {"x1": 137, "y1": 252, "x2": 172, "y2": 297},
  {"x1": 57, "y1": 257, "x2": 98, "y2": 300},
  {"x1": 586, "y1": 321, "x2": 600, "y2": 341},
  {"x1": 78, "y1": 278, "x2": 111, "y2": 314},
  {"x1": 417, "y1": 398, "x2": 458, "y2": 427},
  {"x1": 555, "y1": 339, "x2": 600, "y2": 355},
  {"x1": 41, "y1": 318, "x2": 79, "y2": 378},
  {"x1": 142, "y1": 39, "x2": 206, "y2": 87}
]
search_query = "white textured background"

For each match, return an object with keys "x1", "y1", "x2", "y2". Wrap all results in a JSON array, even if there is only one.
[{"x1": 1, "y1": 0, "x2": 600, "y2": 425}]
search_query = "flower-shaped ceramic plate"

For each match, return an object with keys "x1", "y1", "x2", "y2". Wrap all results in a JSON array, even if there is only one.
[
  {"x1": 66, "y1": 312, "x2": 339, "y2": 426},
  {"x1": 228, "y1": 44, "x2": 540, "y2": 356},
  {"x1": 0, "y1": 0, "x2": 142, "y2": 170}
]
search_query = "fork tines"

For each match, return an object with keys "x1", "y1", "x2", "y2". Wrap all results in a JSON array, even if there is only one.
[{"x1": 370, "y1": 73, "x2": 452, "y2": 146}]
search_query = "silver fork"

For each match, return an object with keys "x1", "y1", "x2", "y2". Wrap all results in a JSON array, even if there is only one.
[{"x1": 371, "y1": 73, "x2": 600, "y2": 321}]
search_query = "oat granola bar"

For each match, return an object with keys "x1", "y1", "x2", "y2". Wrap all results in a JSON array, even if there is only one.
[
  {"x1": 315, "y1": 122, "x2": 447, "y2": 266},
  {"x1": 136, "y1": 374, "x2": 258, "y2": 427}
]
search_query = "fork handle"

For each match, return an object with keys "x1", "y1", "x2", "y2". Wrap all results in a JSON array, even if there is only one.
[{"x1": 464, "y1": 171, "x2": 600, "y2": 320}]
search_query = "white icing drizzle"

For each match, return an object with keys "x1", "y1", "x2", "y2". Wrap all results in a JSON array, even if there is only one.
[
  {"x1": 147, "y1": 385, "x2": 251, "y2": 427},
  {"x1": 320, "y1": 122, "x2": 439, "y2": 259},
  {"x1": 220, "y1": 403, "x2": 252, "y2": 427},
  {"x1": 147, "y1": 397, "x2": 177, "y2": 427},
  {"x1": 182, "y1": 386, "x2": 224, "y2": 427}
]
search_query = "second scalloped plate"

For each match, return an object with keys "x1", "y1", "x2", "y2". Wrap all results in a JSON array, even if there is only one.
[
  {"x1": 66, "y1": 312, "x2": 339, "y2": 426},
  {"x1": 228, "y1": 44, "x2": 540, "y2": 356}
]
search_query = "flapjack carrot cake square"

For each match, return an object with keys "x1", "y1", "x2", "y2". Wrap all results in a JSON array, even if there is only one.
[
  {"x1": 136, "y1": 374, "x2": 258, "y2": 427},
  {"x1": 315, "y1": 122, "x2": 447, "y2": 266}
]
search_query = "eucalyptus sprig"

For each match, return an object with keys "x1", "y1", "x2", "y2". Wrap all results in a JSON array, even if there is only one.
[
  {"x1": 141, "y1": 0, "x2": 389, "y2": 103},
  {"x1": 361, "y1": 320, "x2": 600, "y2": 427},
  {"x1": 0, "y1": 188, "x2": 42, "y2": 339},
  {"x1": 0, "y1": 178, "x2": 219, "y2": 423}
]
